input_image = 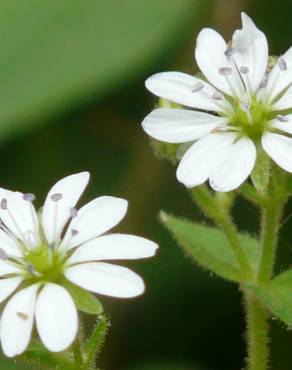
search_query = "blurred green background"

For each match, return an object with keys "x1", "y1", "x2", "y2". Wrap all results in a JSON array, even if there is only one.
[{"x1": 1, "y1": 0, "x2": 292, "y2": 369}]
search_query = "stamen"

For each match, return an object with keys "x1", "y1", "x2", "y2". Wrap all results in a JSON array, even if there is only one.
[
  {"x1": 49, "y1": 242, "x2": 56, "y2": 251},
  {"x1": 51, "y1": 193, "x2": 63, "y2": 202},
  {"x1": 28, "y1": 264, "x2": 36, "y2": 275},
  {"x1": 212, "y1": 92, "x2": 224, "y2": 101},
  {"x1": 23, "y1": 193, "x2": 36, "y2": 202},
  {"x1": 240, "y1": 66, "x2": 249, "y2": 74},
  {"x1": 191, "y1": 82, "x2": 204, "y2": 93},
  {"x1": 218, "y1": 67, "x2": 232, "y2": 76},
  {"x1": 278, "y1": 57, "x2": 287, "y2": 71},
  {"x1": 224, "y1": 48, "x2": 234, "y2": 58},
  {"x1": 276, "y1": 115, "x2": 289, "y2": 122},
  {"x1": 259, "y1": 76, "x2": 268, "y2": 89},
  {"x1": 0, "y1": 248, "x2": 8, "y2": 260},
  {"x1": 240, "y1": 101, "x2": 250, "y2": 112},
  {"x1": 1, "y1": 198, "x2": 7, "y2": 210},
  {"x1": 70, "y1": 207, "x2": 78, "y2": 218},
  {"x1": 71, "y1": 229, "x2": 78, "y2": 237}
]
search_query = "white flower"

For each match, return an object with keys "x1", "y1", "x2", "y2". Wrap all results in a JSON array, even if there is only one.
[
  {"x1": 0, "y1": 172, "x2": 158, "y2": 357},
  {"x1": 142, "y1": 13, "x2": 292, "y2": 192}
]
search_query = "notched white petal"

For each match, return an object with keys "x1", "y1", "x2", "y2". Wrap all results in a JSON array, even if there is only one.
[
  {"x1": 176, "y1": 133, "x2": 235, "y2": 188},
  {"x1": 0, "y1": 277, "x2": 23, "y2": 304},
  {"x1": 262, "y1": 133, "x2": 292, "y2": 172},
  {"x1": 0, "y1": 189, "x2": 39, "y2": 248},
  {"x1": 65, "y1": 262, "x2": 145, "y2": 298},
  {"x1": 145, "y1": 72, "x2": 228, "y2": 112},
  {"x1": 62, "y1": 196, "x2": 128, "y2": 249},
  {"x1": 142, "y1": 108, "x2": 227, "y2": 143},
  {"x1": 67, "y1": 233, "x2": 158, "y2": 265},
  {"x1": 0, "y1": 284, "x2": 39, "y2": 357},
  {"x1": 232, "y1": 12, "x2": 268, "y2": 91},
  {"x1": 195, "y1": 28, "x2": 244, "y2": 97},
  {"x1": 42, "y1": 172, "x2": 90, "y2": 245},
  {"x1": 36, "y1": 283, "x2": 78, "y2": 352},
  {"x1": 209, "y1": 137, "x2": 256, "y2": 192}
]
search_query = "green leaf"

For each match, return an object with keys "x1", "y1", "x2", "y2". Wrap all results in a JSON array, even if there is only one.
[
  {"x1": 160, "y1": 211, "x2": 259, "y2": 282},
  {"x1": 0, "y1": 0, "x2": 209, "y2": 141},
  {"x1": 251, "y1": 147, "x2": 270, "y2": 194},
  {"x1": 63, "y1": 280, "x2": 103, "y2": 315},
  {"x1": 247, "y1": 269, "x2": 292, "y2": 326},
  {"x1": 83, "y1": 316, "x2": 109, "y2": 368}
]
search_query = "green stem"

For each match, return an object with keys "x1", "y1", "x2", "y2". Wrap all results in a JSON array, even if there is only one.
[
  {"x1": 244, "y1": 200, "x2": 283, "y2": 370},
  {"x1": 73, "y1": 337, "x2": 83, "y2": 369},
  {"x1": 191, "y1": 186, "x2": 252, "y2": 279},
  {"x1": 257, "y1": 202, "x2": 283, "y2": 283},
  {"x1": 244, "y1": 289, "x2": 270, "y2": 370}
]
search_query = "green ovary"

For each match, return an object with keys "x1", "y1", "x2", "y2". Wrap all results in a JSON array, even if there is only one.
[
  {"x1": 24, "y1": 244, "x2": 66, "y2": 282},
  {"x1": 228, "y1": 99, "x2": 272, "y2": 141}
]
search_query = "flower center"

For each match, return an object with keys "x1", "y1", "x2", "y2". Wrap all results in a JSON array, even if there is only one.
[
  {"x1": 24, "y1": 244, "x2": 67, "y2": 283},
  {"x1": 228, "y1": 98, "x2": 272, "y2": 140}
]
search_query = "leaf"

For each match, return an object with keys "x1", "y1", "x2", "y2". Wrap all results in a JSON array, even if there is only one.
[
  {"x1": 160, "y1": 211, "x2": 259, "y2": 282},
  {"x1": 247, "y1": 269, "x2": 292, "y2": 326},
  {"x1": 83, "y1": 316, "x2": 109, "y2": 368},
  {"x1": 62, "y1": 279, "x2": 103, "y2": 315},
  {"x1": 0, "y1": 0, "x2": 209, "y2": 140}
]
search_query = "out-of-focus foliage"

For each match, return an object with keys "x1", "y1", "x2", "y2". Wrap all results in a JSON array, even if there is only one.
[{"x1": 0, "y1": 0, "x2": 205, "y2": 140}]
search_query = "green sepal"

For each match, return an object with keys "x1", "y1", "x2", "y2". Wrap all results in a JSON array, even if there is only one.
[
  {"x1": 18, "y1": 341, "x2": 74, "y2": 370},
  {"x1": 160, "y1": 211, "x2": 259, "y2": 282},
  {"x1": 150, "y1": 138, "x2": 180, "y2": 165},
  {"x1": 246, "y1": 269, "x2": 292, "y2": 326},
  {"x1": 83, "y1": 316, "x2": 109, "y2": 369},
  {"x1": 251, "y1": 146, "x2": 270, "y2": 195},
  {"x1": 62, "y1": 279, "x2": 103, "y2": 315}
]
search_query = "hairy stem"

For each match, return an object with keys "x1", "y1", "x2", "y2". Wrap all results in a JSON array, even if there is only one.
[
  {"x1": 191, "y1": 186, "x2": 252, "y2": 279},
  {"x1": 245, "y1": 199, "x2": 283, "y2": 370},
  {"x1": 244, "y1": 290, "x2": 270, "y2": 370},
  {"x1": 257, "y1": 202, "x2": 283, "y2": 283}
]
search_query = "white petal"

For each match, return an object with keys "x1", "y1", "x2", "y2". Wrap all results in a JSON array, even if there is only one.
[
  {"x1": 176, "y1": 133, "x2": 236, "y2": 188},
  {"x1": 232, "y1": 13, "x2": 268, "y2": 92},
  {"x1": 42, "y1": 172, "x2": 90, "y2": 245},
  {"x1": 62, "y1": 196, "x2": 128, "y2": 249},
  {"x1": 195, "y1": 28, "x2": 244, "y2": 97},
  {"x1": 0, "y1": 277, "x2": 23, "y2": 304},
  {"x1": 142, "y1": 108, "x2": 227, "y2": 143},
  {"x1": 272, "y1": 84, "x2": 292, "y2": 110},
  {"x1": 67, "y1": 234, "x2": 158, "y2": 265},
  {"x1": 0, "y1": 230, "x2": 22, "y2": 257},
  {"x1": 0, "y1": 260, "x2": 22, "y2": 277},
  {"x1": 266, "y1": 47, "x2": 292, "y2": 102},
  {"x1": 209, "y1": 137, "x2": 256, "y2": 192},
  {"x1": 270, "y1": 115, "x2": 292, "y2": 134},
  {"x1": 145, "y1": 72, "x2": 230, "y2": 112},
  {"x1": 65, "y1": 262, "x2": 145, "y2": 298},
  {"x1": 0, "y1": 284, "x2": 39, "y2": 357},
  {"x1": 262, "y1": 133, "x2": 292, "y2": 172},
  {"x1": 36, "y1": 283, "x2": 78, "y2": 352},
  {"x1": 0, "y1": 189, "x2": 39, "y2": 248}
]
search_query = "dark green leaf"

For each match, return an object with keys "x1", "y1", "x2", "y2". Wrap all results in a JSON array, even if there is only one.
[
  {"x1": 160, "y1": 211, "x2": 259, "y2": 282},
  {"x1": 63, "y1": 280, "x2": 103, "y2": 315}
]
